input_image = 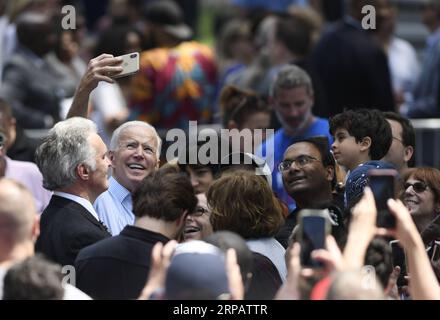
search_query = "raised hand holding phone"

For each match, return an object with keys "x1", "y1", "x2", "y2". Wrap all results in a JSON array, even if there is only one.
[
  {"x1": 298, "y1": 209, "x2": 331, "y2": 268},
  {"x1": 112, "y1": 52, "x2": 139, "y2": 78}
]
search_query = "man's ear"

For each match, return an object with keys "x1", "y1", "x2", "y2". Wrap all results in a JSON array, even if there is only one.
[
  {"x1": 31, "y1": 215, "x2": 40, "y2": 243},
  {"x1": 325, "y1": 165, "x2": 335, "y2": 183},
  {"x1": 403, "y1": 145, "x2": 414, "y2": 163},
  {"x1": 359, "y1": 136, "x2": 372, "y2": 152},
  {"x1": 108, "y1": 151, "x2": 116, "y2": 167},
  {"x1": 76, "y1": 164, "x2": 90, "y2": 181},
  {"x1": 155, "y1": 158, "x2": 161, "y2": 169}
]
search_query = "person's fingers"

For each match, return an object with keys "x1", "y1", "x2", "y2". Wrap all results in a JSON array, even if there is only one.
[
  {"x1": 151, "y1": 242, "x2": 163, "y2": 265},
  {"x1": 290, "y1": 242, "x2": 301, "y2": 271},
  {"x1": 385, "y1": 266, "x2": 401, "y2": 298},
  {"x1": 312, "y1": 249, "x2": 335, "y2": 266},
  {"x1": 226, "y1": 248, "x2": 244, "y2": 300},
  {"x1": 376, "y1": 227, "x2": 391, "y2": 237},
  {"x1": 387, "y1": 198, "x2": 409, "y2": 220},
  {"x1": 92, "y1": 74, "x2": 115, "y2": 84},
  {"x1": 325, "y1": 235, "x2": 341, "y2": 256},
  {"x1": 95, "y1": 56, "x2": 123, "y2": 67},
  {"x1": 93, "y1": 53, "x2": 115, "y2": 61},
  {"x1": 162, "y1": 240, "x2": 177, "y2": 261},
  {"x1": 363, "y1": 186, "x2": 375, "y2": 205}
]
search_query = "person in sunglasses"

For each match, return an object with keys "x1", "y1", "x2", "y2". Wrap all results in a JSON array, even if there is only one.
[{"x1": 401, "y1": 167, "x2": 440, "y2": 234}]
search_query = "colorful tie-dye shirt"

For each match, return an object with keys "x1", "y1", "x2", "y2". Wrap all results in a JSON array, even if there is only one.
[{"x1": 130, "y1": 41, "x2": 217, "y2": 130}]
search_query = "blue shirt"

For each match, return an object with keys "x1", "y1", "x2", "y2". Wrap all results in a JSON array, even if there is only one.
[
  {"x1": 94, "y1": 176, "x2": 134, "y2": 236},
  {"x1": 257, "y1": 117, "x2": 333, "y2": 211},
  {"x1": 408, "y1": 27, "x2": 440, "y2": 118}
]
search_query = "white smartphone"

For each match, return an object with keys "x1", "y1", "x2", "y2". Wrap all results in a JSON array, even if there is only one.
[{"x1": 112, "y1": 52, "x2": 139, "y2": 78}]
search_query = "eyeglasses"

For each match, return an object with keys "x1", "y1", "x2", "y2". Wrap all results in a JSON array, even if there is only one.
[
  {"x1": 278, "y1": 155, "x2": 319, "y2": 172},
  {"x1": 190, "y1": 206, "x2": 210, "y2": 217},
  {"x1": 404, "y1": 181, "x2": 429, "y2": 193}
]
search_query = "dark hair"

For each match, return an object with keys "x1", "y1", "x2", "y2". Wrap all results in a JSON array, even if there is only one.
[
  {"x1": 132, "y1": 170, "x2": 197, "y2": 221},
  {"x1": 0, "y1": 98, "x2": 13, "y2": 119},
  {"x1": 329, "y1": 109, "x2": 392, "y2": 160},
  {"x1": 204, "y1": 231, "x2": 254, "y2": 289},
  {"x1": 364, "y1": 238, "x2": 393, "y2": 289},
  {"x1": 275, "y1": 15, "x2": 312, "y2": 57},
  {"x1": 383, "y1": 112, "x2": 416, "y2": 167},
  {"x1": 219, "y1": 85, "x2": 270, "y2": 129},
  {"x1": 177, "y1": 134, "x2": 226, "y2": 176},
  {"x1": 95, "y1": 24, "x2": 142, "y2": 57},
  {"x1": 294, "y1": 136, "x2": 337, "y2": 188},
  {"x1": 3, "y1": 255, "x2": 64, "y2": 300},
  {"x1": 207, "y1": 170, "x2": 284, "y2": 238}
]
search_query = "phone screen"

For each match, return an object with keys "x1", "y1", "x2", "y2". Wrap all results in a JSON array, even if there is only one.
[
  {"x1": 300, "y1": 216, "x2": 326, "y2": 268},
  {"x1": 390, "y1": 240, "x2": 408, "y2": 287},
  {"x1": 368, "y1": 171, "x2": 397, "y2": 228}
]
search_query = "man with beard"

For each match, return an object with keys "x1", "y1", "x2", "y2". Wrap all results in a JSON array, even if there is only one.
[{"x1": 257, "y1": 65, "x2": 333, "y2": 210}]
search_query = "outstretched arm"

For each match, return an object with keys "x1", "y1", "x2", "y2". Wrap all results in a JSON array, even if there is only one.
[{"x1": 67, "y1": 54, "x2": 123, "y2": 119}]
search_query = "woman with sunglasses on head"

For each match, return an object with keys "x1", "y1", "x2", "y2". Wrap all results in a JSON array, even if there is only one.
[{"x1": 401, "y1": 167, "x2": 440, "y2": 235}]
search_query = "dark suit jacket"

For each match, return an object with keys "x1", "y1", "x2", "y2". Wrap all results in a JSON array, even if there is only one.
[
  {"x1": 0, "y1": 48, "x2": 62, "y2": 129},
  {"x1": 312, "y1": 20, "x2": 395, "y2": 117},
  {"x1": 35, "y1": 195, "x2": 111, "y2": 267},
  {"x1": 74, "y1": 226, "x2": 169, "y2": 299}
]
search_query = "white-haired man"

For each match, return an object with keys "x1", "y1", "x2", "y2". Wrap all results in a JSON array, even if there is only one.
[{"x1": 35, "y1": 117, "x2": 112, "y2": 267}]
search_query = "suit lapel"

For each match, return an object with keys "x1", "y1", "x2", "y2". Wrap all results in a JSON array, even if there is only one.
[{"x1": 52, "y1": 196, "x2": 110, "y2": 233}]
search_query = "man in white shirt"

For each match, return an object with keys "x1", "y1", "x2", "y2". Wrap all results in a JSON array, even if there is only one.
[{"x1": 94, "y1": 121, "x2": 161, "y2": 235}]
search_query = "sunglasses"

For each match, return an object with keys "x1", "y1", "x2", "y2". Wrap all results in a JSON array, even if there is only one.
[{"x1": 404, "y1": 181, "x2": 429, "y2": 193}]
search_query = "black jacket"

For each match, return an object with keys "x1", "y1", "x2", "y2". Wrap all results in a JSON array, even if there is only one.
[
  {"x1": 35, "y1": 195, "x2": 111, "y2": 267},
  {"x1": 75, "y1": 225, "x2": 169, "y2": 300},
  {"x1": 312, "y1": 20, "x2": 394, "y2": 117}
]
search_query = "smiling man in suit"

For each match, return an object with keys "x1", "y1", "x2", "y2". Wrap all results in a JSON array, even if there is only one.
[{"x1": 35, "y1": 117, "x2": 112, "y2": 267}]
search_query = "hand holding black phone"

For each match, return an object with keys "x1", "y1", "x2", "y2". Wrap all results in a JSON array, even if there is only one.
[
  {"x1": 298, "y1": 209, "x2": 331, "y2": 268},
  {"x1": 367, "y1": 169, "x2": 399, "y2": 229}
]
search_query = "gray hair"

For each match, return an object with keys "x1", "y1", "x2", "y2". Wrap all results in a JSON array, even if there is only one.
[
  {"x1": 269, "y1": 65, "x2": 314, "y2": 98},
  {"x1": 110, "y1": 121, "x2": 162, "y2": 158},
  {"x1": 35, "y1": 117, "x2": 98, "y2": 191}
]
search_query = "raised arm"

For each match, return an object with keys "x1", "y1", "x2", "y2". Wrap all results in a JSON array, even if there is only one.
[{"x1": 67, "y1": 54, "x2": 123, "y2": 119}]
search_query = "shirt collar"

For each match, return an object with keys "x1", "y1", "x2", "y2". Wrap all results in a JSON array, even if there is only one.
[
  {"x1": 108, "y1": 176, "x2": 131, "y2": 203},
  {"x1": 53, "y1": 191, "x2": 99, "y2": 221}
]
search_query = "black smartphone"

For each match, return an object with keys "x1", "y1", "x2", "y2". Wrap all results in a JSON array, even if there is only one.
[
  {"x1": 367, "y1": 169, "x2": 398, "y2": 228},
  {"x1": 390, "y1": 240, "x2": 408, "y2": 287},
  {"x1": 298, "y1": 209, "x2": 331, "y2": 268}
]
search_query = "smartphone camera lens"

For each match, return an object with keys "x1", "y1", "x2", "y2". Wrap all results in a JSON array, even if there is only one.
[{"x1": 130, "y1": 53, "x2": 137, "y2": 58}]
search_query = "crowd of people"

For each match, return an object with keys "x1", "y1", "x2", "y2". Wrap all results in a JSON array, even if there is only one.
[{"x1": 1, "y1": 0, "x2": 440, "y2": 301}]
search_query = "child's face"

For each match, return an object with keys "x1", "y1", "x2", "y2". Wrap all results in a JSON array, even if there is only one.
[{"x1": 331, "y1": 128, "x2": 362, "y2": 171}]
